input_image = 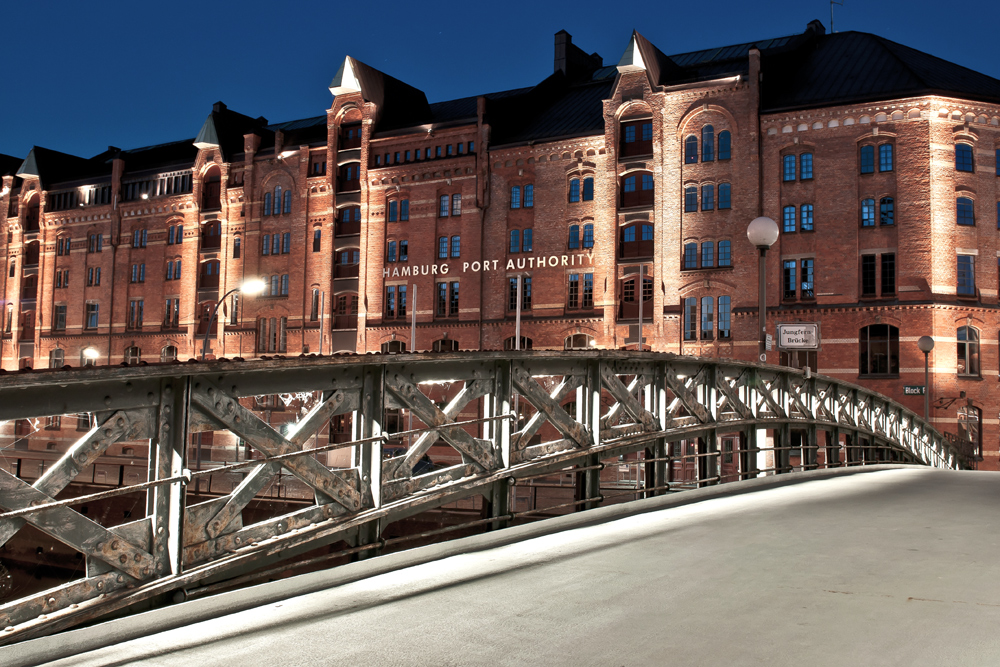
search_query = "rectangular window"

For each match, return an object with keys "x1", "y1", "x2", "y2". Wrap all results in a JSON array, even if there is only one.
[
  {"x1": 879, "y1": 144, "x2": 893, "y2": 171},
  {"x1": 782, "y1": 260, "x2": 797, "y2": 300},
  {"x1": 163, "y1": 298, "x2": 176, "y2": 328},
  {"x1": 582, "y1": 273, "x2": 593, "y2": 309},
  {"x1": 399, "y1": 240, "x2": 408, "y2": 261},
  {"x1": 881, "y1": 253, "x2": 896, "y2": 295},
  {"x1": 53, "y1": 305, "x2": 66, "y2": 331},
  {"x1": 860, "y1": 145, "x2": 875, "y2": 174},
  {"x1": 388, "y1": 200, "x2": 398, "y2": 222},
  {"x1": 582, "y1": 178, "x2": 593, "y2": 201},
  {"x1": 129, "y1": 299, "x2": 144, "y2": 329},
  {"x1": 800, "y1": 259, "x2": 814, "y2": 299},
  {"x1": 438, "y1": 237, "x2": 448, "y2": 259},
  {"x1": 282, "y1": 232, "x2": 290, "y2": 254},
  {"x1": 701, "y1": 241, "x2": 714, "y2": 267},
  {"x1": 233, "y1": 237, "x2": 241, "y2": 258},
  {"x1": 451, "y1": 236, "x2": 460, "y2": 258},
  {"x1": 718, "y1": 183, "x2": 731, "y2": 209},
  {"x1": 800, "y1": 204, "x2": 814, "y2": 231},
  {"x1": 272, "y1": 234, "x2": 280, "y2": 255},
  {"x1": 400, "y1": 200, "x2": 409, "y2": 221},
  {"x1": 700, "y1": 296, "x2": 714, "y2": 340},
  {"x1": 568, "y1": 274, "x2": 579, "y2": 309},
  {"x1": 683, "y1": 243, "x2": 698, "y2": 269},
  {"x1": 451, "y1": 194, "x2": 461, "y2": 216},
  {"x1": 569, "y1": 180, "x2": 580, "y2": 203},
  {"x1": 313, "y1": 229, "x2": 321, "y2": 252},
  {"x1": 582, "y1": 224, "x2": 594, "y2": 249},
  {"x1": 522, "y1": 229, "x2": 533, "y2": 252},
  {"x1": 512, "y1": 229, "x2": 522, "y2": 253},
  {"x1": 446, "y1": 145, "x2": 453, "y2": 156},
  {"x1": 510, "y1": 186, "x2": 521, "y2": 209},
  {"x1": 718, "y1": 240, "x2": 731, "y2": 267},
  {"x1": 85, "y1": 303, "x2": 99, "y2": 329},
  {"x1": 800, "y1": 153, "x2": 813, "y2": 180},
  {"x1": 450, "y1": 281, "x2": 459, "y2": 316},
  {"x1": 783, "y1": 206, "x2": 796, "y2": 233},
  {"x1": 262, "y1": 234, "x2": 270, "y2": 255},
  {"x1": 861, "y1": 199, "x2": 875, "y2": 227},
  {"x1": 508, "y1": 277, "x2": 531, "y2": 310},
  {"x1": 718, "y1": 296, "x2": 731, "y2": 339},
  {"x1": 957, "y1": 198, "x2": 975, "y2": 226},
  {"x1": 957, "y1": 255, "x2": 976, "y2": 296},
  {"x1": 387, "y1": 241, "x2": 396, "y2": 262},
  {"x1": 524, "y1": 184, "x2": 534, "y2": 208},
  {"x1": 437, "y1": 282, "x2": 448, "y2": 316},
  {"x1": 683, "y1": 297, "x2": 697, "y2": 341},
  {"x1": 701, "y1": 184, "x2": 714, "y2": 210},
  {"x1": 439, "y1": 195, "x2": 449, "y2": 217},
  {"x1": 861, "y1": 255, "x2": 877, "y2": 296},
  {"x1": 684, "y1": 187, "x2": 697, "y2": 212}
]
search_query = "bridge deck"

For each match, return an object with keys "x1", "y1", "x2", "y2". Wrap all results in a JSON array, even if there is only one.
[{"x1": 7, "y1": 466, "x2": 999, "y2": 666}]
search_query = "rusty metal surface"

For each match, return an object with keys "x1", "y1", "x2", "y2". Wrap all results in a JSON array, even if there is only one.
[{"x1": 0, "y1": 351, "x2": 963, "y2": 644}]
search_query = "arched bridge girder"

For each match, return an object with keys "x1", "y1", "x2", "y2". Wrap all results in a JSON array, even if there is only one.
[{"x1": 0, "y1": 352, "x2": 962, "y2": 643}]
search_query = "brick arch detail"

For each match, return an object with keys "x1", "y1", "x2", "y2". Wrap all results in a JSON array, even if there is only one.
[{"x1": 676, "y1": 104, "x2": 740, "y2": 138}]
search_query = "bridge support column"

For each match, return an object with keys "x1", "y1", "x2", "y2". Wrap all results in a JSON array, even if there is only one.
[
  {"x1": 828, "y1": 428, "x2": 841, "y2": 467},
  {"x1": 741, "y1": 429, "x2": 757, "y2": 480},
  {"x1": 355, "y1": 365, "x2": 384, "y2": 560},
  {"x1": 704, "y1": 430, "x2": 719, "y2": 486},
  {"x1": 805, "y1": 425, "x2": 818, "y2": 471},
  {"x1": 775, "y1": 424, "x2": 791, "y2": 474},
  {"x1": 153, "y1": 377, "x2": 190, "y2": 577}
]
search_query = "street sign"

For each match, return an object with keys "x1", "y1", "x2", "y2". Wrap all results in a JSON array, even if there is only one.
[
  {"x1": 765, "y1": 334, "x2": 773, "y2": 351},
  {"x1": 777, "y1": 323, "x2": 820, "y2": 350},
  {"x1": 904, "y1": 385, "x2": 925, "y2": 395}
]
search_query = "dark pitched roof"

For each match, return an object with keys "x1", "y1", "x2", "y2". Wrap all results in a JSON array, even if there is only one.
[
  {"x1": 195, "y1": 102, "x2": 271, "y2": 161},
  {"x1": 267, "y1": 115, "x2": 328, "y2": 147},
  {"x1": 0, "y1": 153, "x2": 22, "y2": 178},
  {"x1": 762, "y1": 31, "x2": 1000, "y2": 111},
  {"x1": 17, "y1": 146, "x2": 110, "y2": 188},
  {"x1": 121, "y1": 139, "x2": 198, "y2": 176}
]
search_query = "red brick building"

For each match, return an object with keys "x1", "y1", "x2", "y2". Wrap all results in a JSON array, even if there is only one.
[{"x1": 2, "y1": 20, "x2": 999, "y2": 465}]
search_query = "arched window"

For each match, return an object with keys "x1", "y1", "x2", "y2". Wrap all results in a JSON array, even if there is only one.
[
  {"x1": 957, "y1": 197, "x2": 975, "y2": 226},
  {"x1": 274, "y1": 186, "x2": 282, "y2": 216},
  {"x1": 957, "y1": 326, "x2": 980, "y2": 376},
  {"x1": 684, "y1": 187, "x2": 697, "y2": 212},
  {"x1": 569, "y1": 179, "x2": 581, "y2": 203},
  {"x1": 510, "y1": 185, "x2": 521, "y2": 209},
  {"x1": 283, "y1": 189, "x2": 292, "y2": 214},
  {"x1": 24, "y1": 241, "x2": 40, "y2": 266},
  {"x1": 861, "y1": 199, "x2": 876, "y2": 227},
  {"x1": 718, "y1": 131, "x2": 731, "y2": 160},
  {"x1": 582, "y1": 178, "x2": 593, "y2": 201},
  {"x1": 582, "y1": 224, "x2": 594, "y2": 248},
  {"x1": 683, "y1": 242, "x2": 698, "y2": 269},
  {"x1": 197, "y1": 301, "x2": 217, "y2": 335},
  {"x1": 438, "y1": 237, "x2": 448, "y2": 259},
  {"x1": 621, "y1": 172, "x2": 653, "y2": 208},
  {"x1": 783, "y1": 206, "x2": 796, "y2": 233},
  {"x1": 718, "y1": 240, "x2": 731, "y2": 266},
  {"x1": 510, "y1": 229, "x2": 521, "y2": 253},
  {"x1": 335, "y1": 249, "x2": 360, "y2": 278},
  {"x1": 201, "y1": 221, "x2": 221, "y2": 249},
  {"x1": 879, "y1": 197, "x2": 894, "y2": 226},
  {"x1": 503, "y1": 336, "x2": 532, "y2": 350},
  {"x1": 800, "y1": 204, "x2": 814, "y2": 231},
  {"x1": 957, "y1": 405, "x2": 982, "y2": 461},
  {"x1": 124, "y1": 346, "x2": 141, "y2": 365},
  {"x1": 718, "y1": 183, "x2": 731, "y2": 209},
  {"x1": 337, "y1": 206, "x2": 361, "y2": 235},
  {"x1": 619, "y1": 223, "x2": 653, "y2": 258},
  {"x1": 955, "y1": 143, "x2": 974, "y2": 172},
  {"x1": 48, "y1": 348, "x2": 64, "y2": 369},
  {"x1": 202, "y1": 166, "x2": 221, "y2": 210},
  {"x1": 160, "y1": 345, "x2": 178, "y2": 363},
  {"x1": 564, "y1": 333, "x2": 594, "y2": 350},
  {"x1": 879, "y1": 144, "x2": 893, "y2": 171},
  {"x1": 618, "y1": 275, "x2": 653, "y2": 320},
  {"x1": 684, "y1": 135, "x2": 698, "y2": 164},
  {"x1": 334, "y1": 294, "x2": 359, "y2": 329},
  {"x1": 701, "y1": 241, "x2": 714, "y2": 267},
  {"x1": 782, "y1": 155, "x2": 796, "y2": 181},
  {"x1": 439, "y1": 195, "x2": 450, "y2": 217},
  {"x1": 621, "y1": 119, "x2": 653, "y2": 157},
  {"x1": 859, "y1": 324, "x2": 899, "y2": 376},
  {"x1": 199, "y1": 260, "x2": 220, "y2": 289},
  {"x1": 432, "y1": 338, "x2": 459, "y2": 352},
  {"x1": 338, "y1": 163, "x2": 360, "y2": 192},
  {"x1": 860, "y1": 145, "x2": 875, "y2": 174},
  {"x1": 702, "y1": 125, "x2": 714, "y2": 162},
  {"x1": 568, "y1": 225, "x2": 579, "y2": 250},
  {"x1": 524, "y1": 184, "x2": 534, "y2": 207},
  {"x1": 263, "y1": 192, "x2": 272, "y2": 216}
]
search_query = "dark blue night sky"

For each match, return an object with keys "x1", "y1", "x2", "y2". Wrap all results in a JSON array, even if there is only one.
[{"x1": 2, "y1": 0, "x2": 997, "y2": 160}]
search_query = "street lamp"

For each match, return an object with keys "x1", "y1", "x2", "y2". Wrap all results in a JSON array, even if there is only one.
[
  {"x1": 747, "y1": 216, "x2": 779, "y2": 363},
  {"x1": 200, "y1": 278, "x2": 266, "y2": 361},
  {"x1": 82, "y1": 347, "x2": 100, "y2": 366},
  {"x1": 917, "y1": 336, "x2": 935, "y2": 420}
]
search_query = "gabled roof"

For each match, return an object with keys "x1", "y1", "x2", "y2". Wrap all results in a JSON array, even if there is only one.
[
  {"x1": 16, "y1": 146, "x2": 109, "y2": 188},
  {"x1": 121, "y1": 139, "x2": 199, "y2": 176},
  {"x1": 266, "y1": 115, "x2": 328, "y2": 148},
  {"x1": 0, "y1": 153, "x2": 22, "y2": 179},
  {"x1": 330, "y1": 56, "x2": 432, "y2": 132},
  {"x1": 193, "y1": 102, "x2": 270, "y2": 160}
]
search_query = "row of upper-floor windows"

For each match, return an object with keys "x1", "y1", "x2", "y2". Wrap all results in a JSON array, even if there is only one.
[
  {"x1": 683, "y1": 240, "x2": 732, "y2": 270},
  {"x1": 372, "y1": 142, "x2": 475, "y2": 167},
  {"x1": 122, "y1": 173, "x2": 193, "y2": 202},
  {"x1": 684, "y1": 126, "x2": 732, "y2": 164},
  {"x1": 684, "y1": 183, "x2": 732, "y2": 211},
  {"x1": 263, "y1": 186, "x2": 293, "y2": 216}
]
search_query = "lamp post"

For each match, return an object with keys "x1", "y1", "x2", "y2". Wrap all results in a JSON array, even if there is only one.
[
  {"x1": 200, "y1": 279, "x2": 266, "y2": 361},
  {"x1": 917, "y1": 335, "x2": 934, "y2": 420},
  {"x1": 746, "y1": 217, "x2": 779, "y2": 363}
]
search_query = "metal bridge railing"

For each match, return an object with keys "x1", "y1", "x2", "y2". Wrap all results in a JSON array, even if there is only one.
[{"x1": 0, "y1": 351, "x2": 963, "y2": 644}]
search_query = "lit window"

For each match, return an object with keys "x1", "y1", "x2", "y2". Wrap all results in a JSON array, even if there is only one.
[
  {"x1": 957, "y1": 326, "x2": 980, "y2": 376},
  {"x1": 783, "y1": 205, "x2": 796, "y2": 233},
  {"x1": 861, "y1": 199, "x2": 875, "y2": 227},
  {"x1": 510, "y1": 186, "x2": 521, "y2": 209}
]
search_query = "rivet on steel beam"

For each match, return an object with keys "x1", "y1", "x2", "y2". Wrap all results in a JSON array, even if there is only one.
[
  {"x1": 164, "y1": 386, "x2": 172, "y2": 395},
  {"x1": 162, "y1": 423, "x2": 170, "y2": 432},
  {"x1": 125, "y1": 382, "x2": 133, "y2": 391},
  {"x1": 104, "y1": 429, "x2": 113, "y2": 437},
  {"x1": 134, "y1": 553, "x2": 141, "y2": 562},
  {"x1": 48, "y1": 597, "x2": 55, "y2": 605},
  {"x1": 96, "y1": 581, "x2": 104, "y2": 590},
  {"x1": 164, "y1": 406, "x2": 171, "y2": 414},
  {"x1": 104, "y1": 396, "x2": 112, "y2": 406},
  {"x1": 194, "y1": 382, "x2": 201, "y2": 390},
  {"x1": 117, "y1": 575, "x2": 125, "y2": 583},
  {"x1": 208, "y1": 387, "x2": 215, "y2": 397},
  {"x1": 117, "y1": 418, "x2": 125, "y2": 427},
  {"x1": 143, "y1": 567, "x2": 151, "y2": 576},
  {"x1": 96, "y1": 542, "x2": 104, "y2": 550},
  {"x1": 215, "y1": 401, "x2": 222, "y2": 410},
  {"x1": 148, "y1": 392, "x2": 155, "y2": 400},
  {"x1": 119, "y1": 555, "x2": 128, "y2": 564},
  {"x1": 111, "y1": 541, "x2": 119, "y2": 550}
]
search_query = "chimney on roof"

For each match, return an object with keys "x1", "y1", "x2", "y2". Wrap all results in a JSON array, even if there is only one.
[
  {"x1": 806, "y1": 19, "x2": 826, "y2": 35},
  {"x1": 213, "y1": 101, "x2": 227, "y2": 113},
  {"x1": 554, "y1": 30, "x2": 604, "y2": 81}
]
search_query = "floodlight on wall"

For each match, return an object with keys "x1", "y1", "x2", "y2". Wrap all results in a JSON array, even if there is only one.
[{"x1": 82, "y1": 347, "x2": 99, "y2": 360}]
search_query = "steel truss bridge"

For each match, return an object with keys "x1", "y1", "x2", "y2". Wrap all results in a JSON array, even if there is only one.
[{"x1": 0, "y1": 351, "x2": 964, "y2": 645}]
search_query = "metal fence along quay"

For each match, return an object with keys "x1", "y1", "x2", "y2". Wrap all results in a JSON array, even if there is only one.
[{"x1": 0, "y1": 351, "x2": 964, "y2": 644}]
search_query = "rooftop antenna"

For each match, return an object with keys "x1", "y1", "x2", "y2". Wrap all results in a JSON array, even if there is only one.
[{"x1": 830, "y1": 0, "x2": 843, "y2": 33}]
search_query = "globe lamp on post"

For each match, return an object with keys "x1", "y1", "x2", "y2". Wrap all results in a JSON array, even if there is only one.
[{"x1": 746, "y1": 216, "x2": 779, "y2": 363}]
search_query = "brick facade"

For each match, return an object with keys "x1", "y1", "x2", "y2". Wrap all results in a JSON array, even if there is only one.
[{"x1": 2, "y1": 23, "x2": 999, "y2": 465}]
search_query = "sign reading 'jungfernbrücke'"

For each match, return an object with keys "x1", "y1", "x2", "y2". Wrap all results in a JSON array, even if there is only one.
[{"x1": 776, "y1": 323, "x2": 820, "y2": 350}]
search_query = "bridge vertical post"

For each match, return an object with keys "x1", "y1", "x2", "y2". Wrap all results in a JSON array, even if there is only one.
[
  {"x1": 650, "y1": 361, "x2": 668, "y2": 496},
  {"x1": 152, "y1": 376, "x2": 190, "y2": 577},
  {"x1": 703, "y1": 366, "x2": 719, "y2": 486},
  {"x1": 486, "y1": 360, "x2": 513, "y2": 530},
  {"x1": 828, "y1": 427, "x2": 841, "y2": 467},
  {"x1": 577, "y1": 359, "x2": 602, "y2": 511},
  {"x1": 805, "y1": 425, "x2": 818, "y2": 471},
  {"x1": 355, "y1": 364, "x2": 384, "y2": 559}
]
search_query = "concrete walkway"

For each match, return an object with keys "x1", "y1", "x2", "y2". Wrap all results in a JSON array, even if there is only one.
[{"x1": 7, "y1": 467, "x2": 1000, "y2": 666}]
